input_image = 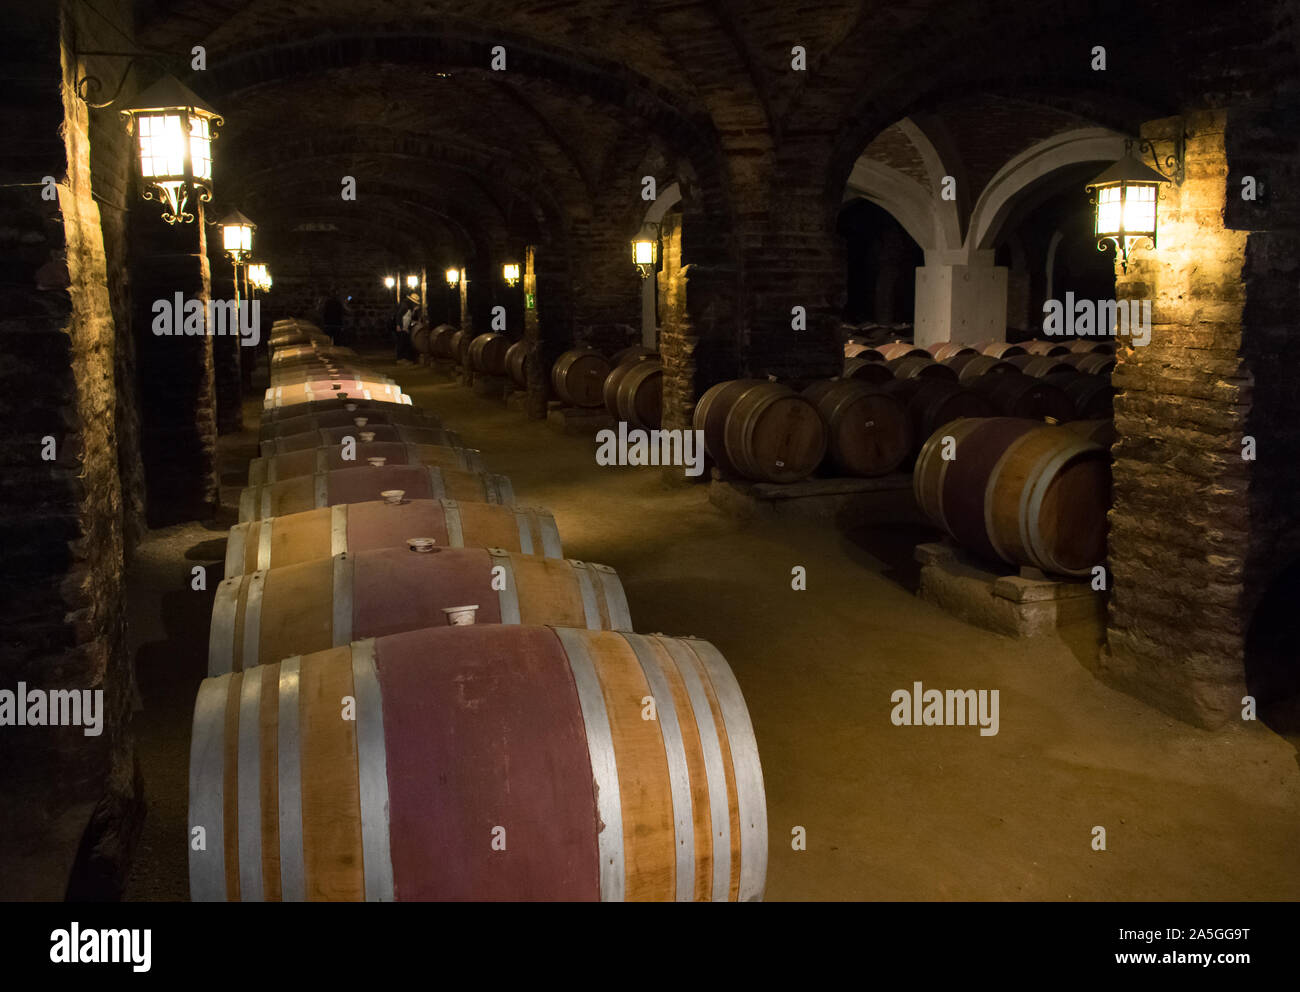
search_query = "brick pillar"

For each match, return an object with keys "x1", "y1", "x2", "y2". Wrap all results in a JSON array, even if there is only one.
[
  {"x1": 458, "y1": 267, "x2": 471, "y2": 332},
  {"x1": 212, "y1": 257, "x2": 243, "y2": 434},
  {"x1": 1103, "y1": 111, "x2": 1253, "y2": 728},
  {"x1": 0, "y1": 4, "x2": 140, "y2": 899},
  {"x1": 132, "y1": 203, "x2": 218, "y2": 525}
]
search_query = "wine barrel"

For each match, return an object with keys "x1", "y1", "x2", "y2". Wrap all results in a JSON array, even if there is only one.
[
  {"x1": 1009, "y1": 355, "x2": 1075, "y2": 378},
  {"x1": 209, "y1": 548, "x2": 633, "y2": 675},
  {"x1": 505, "y1": 340, "x2": 530, "y2": 387},
  {"x1": 603, "y1": 359, "x2": 664, "y2": 429},
  {"x1": 694, "y1": 380, "x2": 826, "y2": 483},
  {"x1": 913, "y1": 417, "x2": 1110, "y2": 576},
  {"x1": 468, "y1": 333, "x2": 511, "y2": 376},
  {"x1": 238, "y1": 465, "x2": 514, "y2": 522},
  {"x1": 188, "y1": 623, "x2": 766, "y2": 901},
  {"x1": 928, "y1": 341, "x2": 979, "y2": 361},
  {"x1": 887, "y1": 355, "x2": 959, "y2": 382},
  {"x1": 612, "y1": 345, "x2": 657, "y2": 366},
  {"x1": 264, "y1": 381, "x2": 408, "y2": 411},
  {"x1": 942, "y1": 353, "x2": 1017, "y2": 384},
  {"x1": 842, "y1": 356, "x2": 894, "y2": 383},
  {"x1": 1022, "y1": 340, "x2": 1070, "y2": 356},
  {"x1": 843, "y1": 342, "x2": 885, "y2": 361},
  {"x1": 429, "y1": 325, "x2": 458, "y2": 359},
  {"x1": 878, "y1": 341, "x2": 929, "y2": 360},
  {"x1": 248, "y1": 443, "x2": 486, "y2": 488},
  {"x1": 1067, "y1": 339, "x2": 1112, "y2": 354},
  {"x1": 226, "y1": 498, "x2": 563, "y2": 577},
  {"x1": 979, "y1": 341, "x2": 1027, "y2": 358},
  {"x1": 969, "y1": 371, "x2": 1074, "y2": 422},
  {"x1": 1062, "y1": 419, "x2": 1118, "y2": 446},
  {"x1": 901, "y1": 379, "x2": 997, "y2": 450},
  {"x1": 1062, "y1": 352, "x2": 1116, "y2": 375},
  {"x1": 261, "y1": 398, "x2": 427, "y2": 426},
  {"x1": 551, "y1": 349, "x2": 611, "y2": 408},
  {"x1": 260, "y1": 406, "x2": 442, "y2": 441},
  {"x1": 802, "y1": 380, "x2": 910, "y2": 477},
  {"x1": 261, "y1": 425, "x2": 463, "y2": 457},
  {"x1": 409, "y1": 323, "x2": 433, "y2": 356},
  {"x1": 1057, "y1": 374, "x2": 1115, "y2": 419},
  {"x1": 269, "y1": 367, "x2": 393, "y2": 387},
  {"x1": 448, "y1": 328, "x2": 472, "y2": 367}
]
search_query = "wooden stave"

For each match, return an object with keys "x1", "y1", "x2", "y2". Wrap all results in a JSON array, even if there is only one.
[
  {"x1": 723, "y1": 382, "x2": 827, "y2": 483},
  {"x1": 468, "y1": 333, "x2": 511, "y2": 376},
  {"x1": 843, "y1": 342, "x2": 885, "y2": 361},
  {"x1": 260, "y1": 425, "x2": 463, "y2": 457},
  {"x1": 969, "y1": 371, "x2": 1075, "y2": 422},
  {"x1": 260, "y1": 407, "x2": 443, "y2": 441},
  {"x1": 264, "y1": 380, "x2": 406, "y2": 410},
  {"x1": 615, "y1": 360, "x2": 664, "y2": 430},
  {"x1": 979, "y1": 341, "x2": 1027, "y2": 358},
  {"x1": 208, "y1": 548, "x2": 635, "y2": 675},
  {"x1": 1060, "y1": 374, "x2": 1115, "y2": 419},
  {"x1": 801, "y1": 379, "x2": 910, "y2": 477},
  {"x1": 504, "y1": 340, "x2": 529, "y2": 387},
  {"x1": 224, "y1": 498, "x2": 565, "y2": 577},
  {"x1": 261, "y1": 401, "x2": 430, "y2": 428},
  {"x1": 189, "y1": 624, "x2": 766, "y2": 902},
  {"x1": 693, "y1": 380, "x2": 752, "y2": 478},
  {"x1": 551, "y1": 349, "x2": 611, "y2": 408},
  {"x1": 942, "y1": 353, "x2": 1017, "y2": 385},
  {"x1": 878, "y1": 341, "x2": 929, "y2": 360},
  {"x1": 237, "y1": 465, "x2": 515, "y2": 523},
  {"x1": 248, "y1": 443, "x2": 487, "y2": 488},
  {"x1": 887, "y1": 355, "x2": 960, "y2": 381}
]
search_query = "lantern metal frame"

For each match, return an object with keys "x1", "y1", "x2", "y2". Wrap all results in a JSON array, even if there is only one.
[
  {"x1": 217, "y1": 209, "x2": 256, "y2": 263},
  {"x1": 1085, "y1": 137, "x2": 1181, "y2": 273},
  {"x1": 446, "y1": 267, "x2": 461, "y2": 288},
  {"x1": 631, "y1": 222, "x2": 661, "y2": 279},
  {"x1": 502, "y1": 262, "x2": 521, "y2": 287}
]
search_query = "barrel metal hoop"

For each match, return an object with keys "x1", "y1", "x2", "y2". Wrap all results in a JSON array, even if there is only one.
[
  {"x1": 261, "y1": 486, "x2": 274, "y2": 521},
  {"x1": 277, "y1": 657, "x2": 306, "y2": 902},
  {"x1": 428, "y1": 466, "x2": 447, "y2": 501},
  {"x1": 657, "y1": 637, "x2": 731, "y2": 902},
  {"x1": 983, "y1": 430, "x2": 1032, "y2": 566},
  {"x1": 554, "y1": 627, "x2": 625, "y2": 902},
  {"x1": 591, "y1": 563, "x2": 633, "y2": 632},
  {"x1": 1024, "y1": 437, "x2": 1092, "y2": 576},
  {"x1": 315, "y1": 448, "x2": 328, "y2": 475},
  {"x1": 188, "y1": 676, "x2": 230, "y2": 901},
  {"x1": 314, "y1": 472, "x2": 329, "y2": 509},
  {"x1": 254, "y1": 519, "x2": 273, "y2": 572},
  {"x1": 568, "y1": 560, "x2": 602, "y2": 630},
  {"x1": 333, "y1": 553, "x2": 354, "y2": 646},
  {"x1": 239, "y1": 487, "x2": 255, "y2": 524},
  {"x1": 538, "y1": 510, "x2": 563, "y2": 560},
  {"x1": 513, "y1": 508, "x2": 535, "y2": 556},
  {"x1": 351, "y1": 639, "x2": 395, "y2": 901},
  {"x1": 226, "y1": 522, "x2": 249, "y2": 578},
  {"x1": 441, "y1": 498, "x2": 464, "y2": 548},
  {"x1": 208, "y1": 577, "x2": 242, "y2": 677},
  {"x1": 493, "y1": 473, "x2": 515, "y2": 506},
  {"x1": 241, "y1": 571, "x2": 266, "y2": 673},
  {"x1": 237, "y1": 669, "x2": 265, "y2": 901},
  {"x1": 488, "y1": 548, "x2": 521, "y2": 623},
  {"x1": 682, "y1": 637, "x2": 768, "y2": 903},
  {"x1": 624, "y1": 633, "x2": 695, "y2": 901},
  {"x1": 330, "y1": 504, "x2": 348, "y2": 557}
]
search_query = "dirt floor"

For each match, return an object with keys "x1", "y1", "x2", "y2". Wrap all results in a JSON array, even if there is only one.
[{"x1": 124, "y1": 350, "x2": 1300, "y2": 901}]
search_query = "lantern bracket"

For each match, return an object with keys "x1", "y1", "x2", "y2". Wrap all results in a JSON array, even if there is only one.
[
  {"x1": 72, "y1": 50, "x2": 171, "y2": 109},
  {"x1": 1135, "y1": 134, "x2": 1185, "y2": 186}
]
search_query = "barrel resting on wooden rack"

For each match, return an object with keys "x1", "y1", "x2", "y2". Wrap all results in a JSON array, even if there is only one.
[{"x1": 188, "y1": 623, "x2": 766, "y2": 901}]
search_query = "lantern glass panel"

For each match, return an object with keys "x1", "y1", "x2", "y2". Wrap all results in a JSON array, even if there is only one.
[
  {"x1": 1123, "y1": 184, "x2": 1157, "y2": 234},
  {"x1": 138, "y1": 114, "x2": 187, "y2": 179},
  {"x1": 633, "y1": 239, "x2": 654, "y2": 265},
  {"x1": 223, "y1": 224, "x2": 251, "y2": 252},
  {"x1": 407, "y1": 275, "x2": 419, "y2": 288},
  {"x1": 446, "y1": 268, "x2": 460, "y2": 285},
  {"x1": 189, "y1": 115, "x2": 212, "y2": 181},
  {"x1": 1096, "y1": 186, "x2": 1123, "y2": 237},
  {"x1": 384, "y1": 276, "x2": 396, "y2": 289}
]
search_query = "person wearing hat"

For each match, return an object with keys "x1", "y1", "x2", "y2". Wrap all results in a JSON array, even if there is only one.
[{"x1": 394, "y1": 291, "x2": 421, "y2": 364}]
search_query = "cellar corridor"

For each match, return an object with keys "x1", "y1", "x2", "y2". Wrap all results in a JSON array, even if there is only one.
[{"x1": 118, "y1": 351, "x2": 1300, "y2": 902}]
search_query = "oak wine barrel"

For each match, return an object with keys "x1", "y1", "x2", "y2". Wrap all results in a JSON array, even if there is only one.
[
  {"x1": 225, "y1": 498, "x2": 563, "y2": 577},
  {"x1": 603, "y1": 359, "x2": 664, "y2": 429},
  {"x1": 260, "y1": 406, "x2": 442, "y2": 441},
  {"x1": 209, "y1": 548, "x2": 633, "y2": 675},
  {"x1": 269, "y1": 367, "x2": 393, "y2": 387},
  {"x1": 1062, "y1": 352, "x2": 1116, "y2": 375},
  {"x1": 429, "y1": 325, "x2": 458, "y2": 359},
  {"x1": 802, "y1": 380, "x2": 910, "y2": 477},
  {"x1": 238, "y1": 465, "x2": 514, "y2": 522},
  {"x1": 1068, "y1": 339, "x2": 1115, "y2": 355},
  {"x1": 505, "y1": 340, "x2": 530, "y2": 387},
  {"x1": 913, "y1": 417, "x2": 1110, "y2": 576},
  {"x1": 468, "y1": 333, "x2": 511, "y2": 376},
  {"x1": 551, "y1": 349, "x2": 611, "y2": 408},
  {"x1": 942, "y1": 353, "x2": 1017, "y2": 384},
  {"x1": 409, "y1": 323, "x2": 433, "y2": 355},
  {"x1": 247, "y1": 442, "x2": 486, "y2": 488},
  {"x1": 927, "y1": 341, "x2": 979, "y2": 361},
  {"x1": 1053, "y1": 372, "x2": 1115, "y2": 419},
  {"x1": 969, "y1": 370, "x2": 1074, "y2": 422},
  {"x1": 1062, "y1": 419, "x2": 1118, "y2": 446},
  {"x1": 189, "y1": 623, "x2": 766, "y2": 901},
  {"x1": 886, "y1": 355, "x2": 959, "y2": 382},
  {"x1": 448, "y1": 328, "x2": 472, "y2": 367},
  {"x1": 261, "y1": 398, "x2": 428, "y2": 427},
  {"x1": 1009, "y1": 355, "x2": 1075, "y2": 378},
  {"x1": 694, "y1": 380, "x2": 826, "y2": 483},
  {"x1": 264, "y1": 381, "x2": 408, "y2": 411},
  {"x1": 1022, "y1": 340, "x2": 1071, "y2": 356},
  {"x1": 878, "y1": 341, "x2": 930, "y2": 360},
  {"x1": 844, "y1": 342, "x2": 885, "y2": 361},
  {"x1": 842, "y1": 356, "x2": 894, "y2": 383},
  {"x1": 898, "y1": 378, "x2": 996, "y2": 451},
  {"x1": 260, "y1": 425, "x2": 463, "y2": 457},
  {"x1": 979, "y1": 341, "x2": 1027, "y2": 358},
  {"x1": 611, "y1": 345, "x2": 657, "y2": 366}
]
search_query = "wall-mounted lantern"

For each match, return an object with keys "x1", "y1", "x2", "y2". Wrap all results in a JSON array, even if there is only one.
[
  {"x1": 383, "y1": 275, "x2": 397, "y2": 289},
  {"x1": 502, "y1": 262, "x2": 521, "y2": 287},
  {"x1": 406, "y1": 274, "x2": 420, "y2": 290},
  {"x1": 446, "y1": 267, "x2": 461, "y2": 288},
  {"x1": 218, "y1": 209, "x2": 255, "y2": 262},
  {"x1": 1085, "y1": 138, "x2": 1179, "y2": 273},
  {"x1": 631, "y1": 222, "x2": 660, "y2": 279},
  {"x1": 247, "y1": 263, "x2": 271, "y2": 292},
  {"x1": 119, "y1": 76, "x2": 223, "y2": 225}
]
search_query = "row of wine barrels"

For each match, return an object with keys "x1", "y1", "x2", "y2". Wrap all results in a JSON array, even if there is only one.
[
  {"x1": 468, "y1": 332, "x2": 511, "y2": 376},
  {"x1": 210, "y1": 548, "x2": 633, "y2": 675},
  {"x1": 942, "y1": 353, "x2": 1017, "y2": 384},
  {"x1": 1070, "y1": 339, "x2": 1115, "y2": 355},
  {"x1": 1008, "y1": 354, "x2": 1074, "y2": 378},
  {"x1": 270, "y1": 367, "x2": 391, "y2": 388},
  {"x1": 261, "y1": 424, "x2": 463, "y2": 457},
  {"x1": 264, "y1": 381, "x2": 409, "y2": 411},
  {"x1": 226, "y1": 498, "x2": 562, "y2": 577},
  {"x1": 802, "y1": 380, "x2": 910, "y2": 477},
  {"x1": 248, "y1": 442, "x2": 486, "y2": 487},
  {"x1": 1063, "y1": 418, "x2": 1118, "y2": 446},
  {"x1": 238, "y1": 465, "x2": 515, "y2": 522},
  {"x1": 1064, "y1": 351, "x2": 1115, "y2": 375},
  {"x1": 260, "y1": 406, "x2": 442, "y2": 441},
  {"x1": 189, "y1": 623, "x2": 765, "y2": 901},
  {"x1": 695, "y1": 380, "x2": 826, "y2": 483},
  {"x1": 260, "y1": 397, "x2": 427, "y2": 426},
  {"x1": 977, "y1": 341, "x2": 1026, "y2": 359},
  {"x1": 887, "y1": 378, "x2": 996, "y2": 452},
  {"x1": 603, "y1": 358, "x2": 664, "y2": 429},
  {"x1": 843, "y1": 341, "x2": 884, "y2": 361},
  {"x1": 969, "y1": 370, "x2": 1074, "y2": 422},
  {"x1": 1022, "y1": 340, "x2": 1070, "y2": 357},
  {"x1": 505, "y1": 340, "x2": 529, "y2": 387},
  {"x1": 913, "y1": 417, "x2": 1109, "y2": 576},
  {"x1": 552, "y1": 349, "x2": 611, "y2": 408}
]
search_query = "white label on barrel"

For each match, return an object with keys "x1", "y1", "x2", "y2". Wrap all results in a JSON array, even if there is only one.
[{"x1": 775, "y1": 460, "x2": 785, "y2": 467}]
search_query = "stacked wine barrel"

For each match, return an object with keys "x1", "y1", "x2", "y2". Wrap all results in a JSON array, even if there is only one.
[{"x1": 191, "y1": 317, "x2": 767, "y2": 902}]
